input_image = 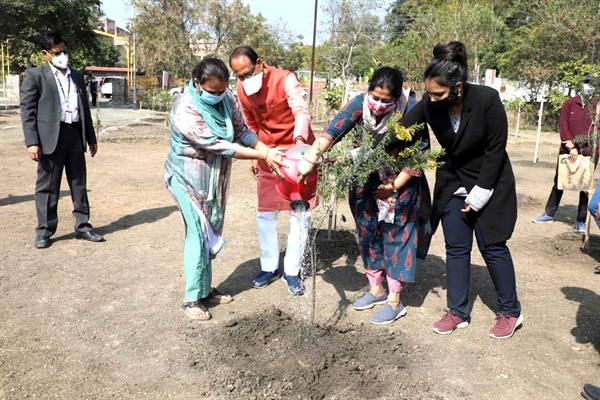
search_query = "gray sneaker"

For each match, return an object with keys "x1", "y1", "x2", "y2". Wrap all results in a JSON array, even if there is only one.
[
  {"x1": 369, "y1": 303, "x2": 407, "y2": 325},
  {"x1": 352, "y1": 292, "x2": 388, "y2": 310},
  {"x1": 532, "y1": 213, "x2": 554, "y2": 223}
]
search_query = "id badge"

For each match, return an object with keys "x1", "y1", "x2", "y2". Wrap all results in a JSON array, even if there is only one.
[{"x1": 65, "y1": 110, "x2": 73, "y2": 124}]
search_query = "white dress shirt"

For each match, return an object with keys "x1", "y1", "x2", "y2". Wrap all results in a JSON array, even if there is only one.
[{"x1": 49, "y1": 63, "x2": 80, "y2": 123}]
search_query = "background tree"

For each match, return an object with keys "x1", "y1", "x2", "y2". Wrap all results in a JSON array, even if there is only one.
[
  {"x1": 132, "y1": 0, "x2": 198, "y2": 77},
  {"x1": 496, "y1": 0, "x2": 600, "y2": 98},
  {"x1": 384, "y1": 0, "x2": 504, "y2": 83},
  {"x1": 319, "y1": 0, "x2": 384, "y2": 83},
  {"x1": 0, "y1": 0, "x2": 113, "y2": 72},
  {"x1": 132, "y1": 0, "x2": 304, "y2": 76}
]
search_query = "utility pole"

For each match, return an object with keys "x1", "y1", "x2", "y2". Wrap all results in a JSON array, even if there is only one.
[
  {"x1": 309, "y1": 0, "x2": 318, "y2": 106},
  {"x1": 1, "y1": 41, "x2": 6, "y2": 110},
  {"x1": 5, "y1": 39, "x2": 9, "y2": 75},
  {"x1": 533, "y1": 91, "x2": 545, "y2": 163},
  {"x1": 132, "y1": 5, "x2": 137, "y2": 105}
]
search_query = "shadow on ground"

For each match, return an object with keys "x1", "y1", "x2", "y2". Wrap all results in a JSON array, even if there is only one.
[
  {"x1": 51, "y1": 205, "x2": 178, "y2": 241},
  {"x1": 562, "y1": 286, "x2": 600, "y2": 354},
  {"x1": 221, "y1": 226, "x2": 505, "y2": 326},
  {"x1": 0, "y1": 190, "x2": 71, "y2": 207}
]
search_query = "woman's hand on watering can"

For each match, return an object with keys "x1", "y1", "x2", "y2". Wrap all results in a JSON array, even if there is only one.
[
  {"x1": 265, "y1": 148, "x2": 285, "y2": 177},
  {"x1": 297, "y1": 155, "x2": 316, "y2": 183}
]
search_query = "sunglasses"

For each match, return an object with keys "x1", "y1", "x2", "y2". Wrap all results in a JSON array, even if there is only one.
[{"x1": 45, "y1": 50, "x2": 68, "y2": 56}]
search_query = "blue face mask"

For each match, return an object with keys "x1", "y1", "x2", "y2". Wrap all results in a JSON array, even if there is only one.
[{"x1": 199, "y1": 88, "x2": 226, "y2": 105}]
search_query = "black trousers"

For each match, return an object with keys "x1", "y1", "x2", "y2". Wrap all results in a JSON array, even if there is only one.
[
  {"x1": 35, "y1": 123, "x2": 92, "y2": 238},
  {"x1": 91, "y1": 93, "x2": 97, "y2": 107},
  {"x1": 544, "y1": 160, "x2": 591, "y2": 223},
  {"x1": 441, "y1": 197, "x2": 521, "y2": 320}
]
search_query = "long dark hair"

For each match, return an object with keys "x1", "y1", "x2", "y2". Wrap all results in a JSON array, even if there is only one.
[
  {"x1": 368, "y1": 66, "x2": 404, "y2": 98},
  {"x1": 192, "y1": 57, "x2": 230, "y2": 84},
  {"x1": 423, "y1": 41, "x2": 468, "y2": 87}
]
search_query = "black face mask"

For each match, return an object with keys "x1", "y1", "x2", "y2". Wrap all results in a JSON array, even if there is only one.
[{"x1": 427, "y1": 86, "x2": 460, "y2": 109}]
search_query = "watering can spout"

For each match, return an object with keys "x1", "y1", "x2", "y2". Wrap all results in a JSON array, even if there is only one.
[{"x1": 290, "y1": 199, "x2": 310, "y2": 212}]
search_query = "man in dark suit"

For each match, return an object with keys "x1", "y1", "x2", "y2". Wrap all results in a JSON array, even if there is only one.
[
  {"x1": 20, "y1": 32, "x2": 104, "y2": 249},
  {"x1": 87, "y1": 75, "x2": 98, "y2": 107}
]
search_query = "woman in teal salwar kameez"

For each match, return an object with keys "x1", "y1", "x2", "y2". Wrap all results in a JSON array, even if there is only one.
[{"x1": 165, "y1": 58, "x2": 283, "y2": 320}]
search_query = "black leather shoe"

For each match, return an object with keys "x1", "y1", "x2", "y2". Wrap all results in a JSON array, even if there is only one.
[
  {"x1": 75, "y1": 230, "x2": 105, "y2": 242},
  {"x1": 582, "y1": 384, "x2": 600, "y2": 400},
  {"x1": 35, "y1": 237, "x2": 51, "y2": 249}
]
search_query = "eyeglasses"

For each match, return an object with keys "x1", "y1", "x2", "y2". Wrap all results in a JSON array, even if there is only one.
[
  {"x1": 45, "y1": 50, "x2": 68, "y2": 56},
  {"x1": 237, "y1": 64, "x2": 258, "y2": 81}
]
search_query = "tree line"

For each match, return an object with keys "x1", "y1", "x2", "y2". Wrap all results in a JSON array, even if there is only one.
[{"x1": 2, "y1": 0, "x2": 599, "y2": 101}]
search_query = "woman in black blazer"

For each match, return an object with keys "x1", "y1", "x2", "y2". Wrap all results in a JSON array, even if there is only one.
[{"x1": 403, "y1": 42, "x2": 522, "y2": 339}]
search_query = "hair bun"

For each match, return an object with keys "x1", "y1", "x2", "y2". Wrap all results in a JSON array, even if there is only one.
[{"x1": 432, "y1": 41, "x2": 467, "y2": 69}]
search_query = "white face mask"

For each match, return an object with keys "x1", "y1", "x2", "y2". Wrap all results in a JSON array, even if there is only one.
[
  {"x1": 242, "y1": 71, "x2": 263, "y2": 96},
  {"x1": 582, "y1": 83, "x2": 595, "y2": 97},
  {"x1": 51, "y1": 53, "x2": 69, "y2": 70}
]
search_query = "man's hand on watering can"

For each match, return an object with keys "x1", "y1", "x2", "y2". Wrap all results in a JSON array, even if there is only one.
[{"x1": 265, "y1": 147, "x2": 285, "y2": 177}]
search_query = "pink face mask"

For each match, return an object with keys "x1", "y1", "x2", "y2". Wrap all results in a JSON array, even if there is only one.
[{"x1": 367, "y1": 94, "x2": 396, "y2": 117}]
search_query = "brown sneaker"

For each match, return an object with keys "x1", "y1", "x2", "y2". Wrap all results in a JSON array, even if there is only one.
[
  {"x1": 489, "y1": 314, "x2": 523, "y2": 339},
  {"x1": 432, "y1": 311, "x2": 469, "y2": 335}
]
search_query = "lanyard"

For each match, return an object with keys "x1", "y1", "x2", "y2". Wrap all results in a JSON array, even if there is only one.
[{"x1": 55, "y1": 71, "x2": 71, "y2": 105}]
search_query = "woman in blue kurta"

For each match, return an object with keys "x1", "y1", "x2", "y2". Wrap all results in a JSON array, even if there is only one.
[{"x1": 299, "y1": 67, "x2": 431, "y2": 324}]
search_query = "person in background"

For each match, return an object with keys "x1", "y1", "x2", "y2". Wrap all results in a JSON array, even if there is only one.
[
  {"x1": 407, "y1": 89, "x2": 418, "y2": 113},
  {"x1": 403, "y1": 41, "x2": 522, "y2": 339},
  {"x1": 532, "y1": 73, "x2": 597, "y2": 233},
  {"x1": 297, "y1": 67, "x2": 431, "y2": 325},
  {"x1": 229, "y1": 46, "x2": 315, "y2": 296},
  {"x1": 88, "y1": 75, "x2": 98, "y2": 107},
  {"x1": 164, "y1": 57, "x2": 284, "y2": 320},
  {"x1": 20, "y1": 32, "x2": 103, "y2": 249}
]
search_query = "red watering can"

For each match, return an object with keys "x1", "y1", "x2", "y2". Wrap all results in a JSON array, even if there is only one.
[{"x1": 276, "y1": 144, "x2": 318, "y2": 210}]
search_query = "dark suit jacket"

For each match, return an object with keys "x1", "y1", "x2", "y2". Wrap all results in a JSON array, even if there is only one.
[
  {"x1": 403, "y1": 83, "x2": 517, "y2": 245},
  {"x1": 20, "y1": 64, "x2": 96, "y2": 155}
]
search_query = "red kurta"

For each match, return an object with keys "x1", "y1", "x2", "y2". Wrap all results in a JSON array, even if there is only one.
[
  {"x1": 559, "y1": 95, "x2": 597, "y2": 156},
  {"x1": 237, "y1": 66, "x2": 316, "y2": 212}
]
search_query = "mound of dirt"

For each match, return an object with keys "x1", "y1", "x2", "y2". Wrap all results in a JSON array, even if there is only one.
[{"x1": 184, "y1": 309, "x2": 470, "y2": 400}]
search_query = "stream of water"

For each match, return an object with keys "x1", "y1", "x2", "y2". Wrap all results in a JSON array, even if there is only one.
[{"x1": 290, "y1": 202, "x2": 318, "y2": 340}]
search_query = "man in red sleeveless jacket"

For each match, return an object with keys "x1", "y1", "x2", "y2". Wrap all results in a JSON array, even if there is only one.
[{"x1": 230, "y1": 46, "x2": 315, "y2": 296}]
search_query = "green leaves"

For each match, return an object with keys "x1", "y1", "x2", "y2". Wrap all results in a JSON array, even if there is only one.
[
  {"x1": 317, "y1": 112, "x2": 444, "y2": 204},
  {"x1": 1, "y1": 0, "x2": 105, "y2": 72}
]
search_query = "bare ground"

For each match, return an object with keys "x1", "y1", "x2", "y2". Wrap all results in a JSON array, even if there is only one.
[{"x1": 0, "y1": 108, "x2": 599, "y2": 400}]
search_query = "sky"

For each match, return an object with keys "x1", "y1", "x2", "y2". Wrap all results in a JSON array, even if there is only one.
[{"x1": 100, "y1": 0, "x2": 390, "y2": 44}]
